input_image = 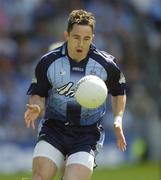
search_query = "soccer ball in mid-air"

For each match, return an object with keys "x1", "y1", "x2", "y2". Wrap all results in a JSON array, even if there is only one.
[{"x1": 74, "y1": 75, "x2": 108, "y2": 109}]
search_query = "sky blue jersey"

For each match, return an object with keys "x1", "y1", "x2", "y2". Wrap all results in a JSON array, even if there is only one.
[{"x1": 27, "y1": 42, "x2": 126, "y2": 126}]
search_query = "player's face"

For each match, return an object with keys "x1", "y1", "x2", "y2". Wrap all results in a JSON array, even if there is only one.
[{"x1": 64, "y1": 24, "x2": 94, "y2": 61}]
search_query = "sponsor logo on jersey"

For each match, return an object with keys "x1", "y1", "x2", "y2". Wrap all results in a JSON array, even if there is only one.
[
  {"x1": 72, "y1": 67, "x2": 84, "y2": 72},
  {"x1": 57, "y1": 82, "x2": 75, "y2": 97}
]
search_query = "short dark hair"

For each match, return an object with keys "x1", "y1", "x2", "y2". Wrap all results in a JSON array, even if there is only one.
[{"x1": 67, "y1": 9, "x2": 95, "y2": 33}]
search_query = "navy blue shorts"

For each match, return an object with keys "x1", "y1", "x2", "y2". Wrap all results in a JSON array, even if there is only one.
[{"x1": 38, "y1": 119, "x2": 104, "y2": 157}]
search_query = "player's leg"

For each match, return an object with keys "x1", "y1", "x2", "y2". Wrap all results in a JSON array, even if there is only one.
[
  {"x1": 64, "y1": 151, "x2": 94, "y2": 180},
  {"x1": 32, "y1": 140, "x2": 65, "y2": 180},
  {"x1": 32, "y1": 157, "x2": 56, "y2": 180},
  {"x1": 64, "y1": 164, "x2": 92, "y2": 180},
  {"x1": 60, "y1": 159, "x2": 66, "y2": 180},
  {"x1": 62, "y1": 123, "x2": 105, "y2": 180}
]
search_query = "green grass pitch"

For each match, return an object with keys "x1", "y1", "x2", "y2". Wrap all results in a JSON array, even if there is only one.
[{"x1": 0, "y1": 162, "x2": 160, "y2": 180}]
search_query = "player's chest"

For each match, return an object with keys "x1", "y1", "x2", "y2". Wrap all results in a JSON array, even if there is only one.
[{"x1": 47, "y1": 57, "x2": 108, "y2": 89}]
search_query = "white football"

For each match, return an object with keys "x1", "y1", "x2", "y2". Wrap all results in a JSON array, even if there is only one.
[{"x1": 74, "y1": 75, "x2": 108, "y2": 109}]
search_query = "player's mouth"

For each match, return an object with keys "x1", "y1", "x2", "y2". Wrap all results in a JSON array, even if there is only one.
[{"x1": 76, "y1": 49, "x2": 83, "y2": 53}]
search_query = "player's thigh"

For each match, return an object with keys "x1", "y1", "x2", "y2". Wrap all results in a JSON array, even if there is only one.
[
  {"x1": 64, "y1": 152, "x2": 94, "y2": 180},
  {"x1": 32, "y1": 140, "x2": 64, "y2": 180},
  {"x1": 64, "y1": 164, "x2": 92, "y2": 180}
]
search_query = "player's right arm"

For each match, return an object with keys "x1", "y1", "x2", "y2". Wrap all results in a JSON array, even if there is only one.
[
  {"x1": 24, "y1": 56, "x2": 52, "y2": 129},
  {"x1": 24, "y1": 95, "x2": 45, "y2": 129}
]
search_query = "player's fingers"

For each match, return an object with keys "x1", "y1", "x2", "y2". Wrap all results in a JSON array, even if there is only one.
[
  {"x1": 25, "y1": 113, "x2": 32, "y2": 128},
  {"x1": 120, "y1": 145, "x2": 124, "y2": 152},
  {"x1": 120, "y1": 144, "x2": 125, "y2": 152},
  {"x1": 118, "y1": 141, "x2": 126, "y2": 152},
  {"x1": 120, "y1": 142, "x2": 127, "y2": 152},
  {"x1": 119, "y1": 135, "x2": 126, "y2": 151},
  {"x1": 24, "y1": 113, "x2": 29, "y2": 125},
  {"x1": 31, "y1": 121, "x2": 35, "y2": 130},
  {"x1": 24, "y1": 110, "x2": 31, "y2": 123},
  {"x1": 26, "y1": 119, "x2": 31, "y2": 128}
]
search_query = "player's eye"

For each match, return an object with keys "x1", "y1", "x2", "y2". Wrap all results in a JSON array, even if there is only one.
[
  {"x1": 73, "y1": 35, "x2": 80, "y2": 40},
  {"x1": 84, "y1": 37, "x2": 90, "y2": 41}
]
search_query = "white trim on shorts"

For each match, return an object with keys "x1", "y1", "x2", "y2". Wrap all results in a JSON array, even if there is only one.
[
  {"x1": 33, "y1": 140, "x2": 64, "y2": 168},
  {"x1": 66, "y1": 151, "x2": 94, "y2": 171}
]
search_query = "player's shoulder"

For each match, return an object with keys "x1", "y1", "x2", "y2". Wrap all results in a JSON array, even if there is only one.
[
  {"x1": 42, "y1": 43, "x2": 66, "y2": 61},
  {"x1": 37, "y1": 42, "x2": 66, "y2": 66},
  {"x1": 90, "y1": 44, "x2": 117, "y2": 66}
]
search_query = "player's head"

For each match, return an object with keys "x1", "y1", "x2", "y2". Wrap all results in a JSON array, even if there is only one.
[
  {"x1": 67, "y1": 9, "x2": 95, "y2": 34},
  {"x1": 64, "y1": 9, "x2": 95, "y2": 61}
]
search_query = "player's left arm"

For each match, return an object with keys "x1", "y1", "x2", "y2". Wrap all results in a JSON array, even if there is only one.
[
  {"x1": 106, "y1": 59, "x2": 127, "y2": 151},
  {"x1": 112, "y1": 95, "x2": 127, "y2": 151}
]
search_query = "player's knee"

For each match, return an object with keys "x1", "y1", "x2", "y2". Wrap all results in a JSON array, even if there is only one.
[
  {"x1": 32, "y1": 173, "x2": 42, "y2": 180},
  {"x1": 32, "y1": 153, "x2": 59, "y2": 180},
  {"x1": 32, "y1": 168, "x2": 52, "y2": 180},
  {"x1": 32, "y1": 168, "x2": 43, "y2": 180},
  {"x1": 32, "y1": 171, "x2": 50, "y2": 180}
]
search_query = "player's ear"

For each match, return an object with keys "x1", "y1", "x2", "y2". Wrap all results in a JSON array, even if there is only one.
[
  {"x1": 92, "y1": 34, "x2": 94, "y2": 41},
  {"x1": 64, "y1": 31, "x2": 69, "y2": 41}
]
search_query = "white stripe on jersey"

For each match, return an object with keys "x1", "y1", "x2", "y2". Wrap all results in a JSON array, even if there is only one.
[
  {"x1": 42, "y1": 49, "x2": 61, "y2": 58},
  {"x1": 94, "y1": 50, "x2": 116, "y2": 64}
]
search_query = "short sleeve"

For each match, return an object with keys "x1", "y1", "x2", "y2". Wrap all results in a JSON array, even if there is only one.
[
  {"x1": 27, "y1": 57, "x2": 51, "y2": 97},
  {"x1": 106, "y1": 63, "x2": 126, "y2": 96}
]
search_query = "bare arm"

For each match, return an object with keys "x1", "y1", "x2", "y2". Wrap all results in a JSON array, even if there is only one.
[
  {"x1": 112, "y1": 95, "x2": 127, "y2": 151},
  {"x1": 24, "y1": 95, "x2": 45, "y2": 129}
]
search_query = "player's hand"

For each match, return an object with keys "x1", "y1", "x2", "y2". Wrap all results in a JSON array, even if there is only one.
[
  {"x1": 24, "y1": 104, "x2": 40, "y2": 129},
  {"x1": 114, "y1": 124, "x2": 127, "y2": 152}
]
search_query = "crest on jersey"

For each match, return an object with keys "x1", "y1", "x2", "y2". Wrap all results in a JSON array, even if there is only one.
[
  {"x1": 90, "y1": 70, "x2": 96, "y2": 75},
  {"x1": 60, "y1": 69, "x2": 66, "y2": 75}
]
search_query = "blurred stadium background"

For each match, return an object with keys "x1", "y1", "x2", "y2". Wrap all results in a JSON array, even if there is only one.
[{"x1": 0, "y1": 0, "x2": 161, "y2": 179}]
